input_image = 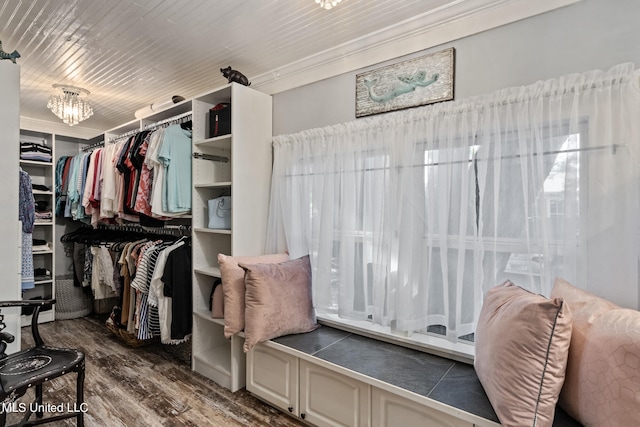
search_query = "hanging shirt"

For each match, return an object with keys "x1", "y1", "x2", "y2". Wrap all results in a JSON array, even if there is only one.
[
  {"x1": 19, "y1": 168, "x2": 35, "y2": 290},
  {"x1": 100, "y1": 141, "x2": 123, "y2": 220},
  {"x1": 162, "y1": 242, "x2": 192, "y2": 341},
  {"x1": 157, "y1": 124, "x2": 192, "y2": 213}
]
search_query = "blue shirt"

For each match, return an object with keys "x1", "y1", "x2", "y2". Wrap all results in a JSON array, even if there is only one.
[{"x1": 158, "y1": 125, "x2": 192, "y2": 213}]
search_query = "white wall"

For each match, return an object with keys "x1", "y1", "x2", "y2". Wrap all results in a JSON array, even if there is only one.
[
  {"x1": 273, "y1": 0, "x2": 640, "y2": 135},
  {"x1": 271, "y1": 0, "x2": 640, "y2": 309},
  {"x1": 0, "y1": 61, "x2": 21, "y2": 353}
]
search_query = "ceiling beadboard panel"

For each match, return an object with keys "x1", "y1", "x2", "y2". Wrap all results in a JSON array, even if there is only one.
[{"x1": 0, "y1": 0, "x2": 580, "y2": 138}]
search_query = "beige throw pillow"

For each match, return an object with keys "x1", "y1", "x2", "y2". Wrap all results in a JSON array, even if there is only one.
[
  {"x1": 239, "y1": 255, "x2": 318, "y2": 353},
  {"x1": 551, "y1": 278, "x2": 640, "y2": 427},
  {"x1": 218, "y1": 252, "x2": 289, "y2": 338},
  {"x1": 474, "y1": 280, "x2": 572, "y2": 427}
]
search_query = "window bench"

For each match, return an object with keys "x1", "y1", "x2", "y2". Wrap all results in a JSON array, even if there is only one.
[{"x1": 246, "y1": 324, "x2": 582, "y2": 427}]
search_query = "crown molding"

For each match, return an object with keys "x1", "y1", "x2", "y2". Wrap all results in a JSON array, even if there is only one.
[
  {"x1": 251, "y1": 0, "x2": 582, "y2": 95},
  {"x1": 20, "y1": 116, "x2": 104, "y2": 140}
]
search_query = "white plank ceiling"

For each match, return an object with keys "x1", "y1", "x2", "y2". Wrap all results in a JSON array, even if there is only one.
[{"x1": 0, "y1": 0, "x2": 577, "y2": 137}]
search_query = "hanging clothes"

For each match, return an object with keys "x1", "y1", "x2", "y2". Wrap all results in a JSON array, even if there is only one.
[
  {"x1": 162, "y1": 242, "x2": 192, "y2": 341},
  {"x1": 19, "y1": 168, "x2": 35, "y2": 290},
  {"x1": 60, "y1": 227, "x2": 192, "y2": 344},
  {"x1": 55, "y1": 120, "x2": 192, "y2": 228}
]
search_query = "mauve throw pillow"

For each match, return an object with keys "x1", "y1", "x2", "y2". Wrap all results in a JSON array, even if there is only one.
[
  {"x1": 551, "y1": 278, "x2": 640, "y2": 427},
  {"x1": 474, "y1": 281, "x2": 572, "y2": 427},
  {"x1": 239, "y1": 255, "x2": 318, "y2": 352},
  {"x1": 218, "y1": 252, "x2": 289, "y2": 338}
]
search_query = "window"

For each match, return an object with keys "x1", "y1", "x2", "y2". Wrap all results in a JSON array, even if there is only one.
[{"x1": 268, "y1": 64, "x2": 640, "y2": 359}]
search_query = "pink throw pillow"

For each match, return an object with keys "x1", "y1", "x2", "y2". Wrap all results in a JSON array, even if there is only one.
[
  {"x1": 239, "y1": 255, "x2": 318, "y2": 352},
  {"x1": 218, "y1": 252, "x2": 289, "y2": 338},
  {"x1": 474, "y1": 281, "x2": 572, "y2": 427},
  {"x1": 551, "y1": 278, "x2": 640, "y2": 427}
]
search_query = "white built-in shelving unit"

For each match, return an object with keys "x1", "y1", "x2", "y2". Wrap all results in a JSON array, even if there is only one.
[
  {"x1": 16, "y1": 81, "x2": 272, "y2": 392},
  {"x1": 19, "y1": 129, "x2": 56, "y2": 325},
  {"x1": 191, "y1": 83, "x2": 272, "y2": 392}
]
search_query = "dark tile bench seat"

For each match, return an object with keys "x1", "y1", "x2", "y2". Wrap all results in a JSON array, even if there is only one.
[{"x1": 271, "y1": 324, "x2": 582, "y2": 427}]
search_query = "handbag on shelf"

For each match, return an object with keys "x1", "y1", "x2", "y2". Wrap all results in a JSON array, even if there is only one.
[
  {"x1": 208, "y1": 102, "x2": 231, "y2": 138},
  {"x1": 210, "y1": 278, "x2": 224, "y2": 319},
  {"x1": 208, "y1": 196, "x2": 232, "y2": 229}
]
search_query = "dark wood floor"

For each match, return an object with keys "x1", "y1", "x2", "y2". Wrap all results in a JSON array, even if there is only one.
[{"x1": 9, "y1": 315, "x2": 306, "y2": 426}]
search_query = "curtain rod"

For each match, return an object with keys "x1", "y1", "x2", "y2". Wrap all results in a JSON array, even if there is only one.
[
  {"x1": 424, "y1": 143, "x2": 621, "y2": 168},
  {"x1": 283, "y1": 144, "x2": 621, "y2": 177}
]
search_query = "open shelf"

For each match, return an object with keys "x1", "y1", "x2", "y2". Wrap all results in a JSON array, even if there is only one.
[
  {"x1": 194, "y1": 227, "x2": 232, "y2": 235},
  {"x1": 194, "y1": 266, "x2": 221, "y2": 277},
  {"x1": 194, "y1": 134, "x2": 232, "y2": 150}
]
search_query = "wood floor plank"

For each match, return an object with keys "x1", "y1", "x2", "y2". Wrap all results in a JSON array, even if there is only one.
[{"x1": 7, "y1": 316, "x2": 305, "y2": 426}]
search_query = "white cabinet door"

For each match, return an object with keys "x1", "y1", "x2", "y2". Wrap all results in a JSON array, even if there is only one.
[
  {"x1": 299, "y1": 360, "x2": 370, "y2": 427},
  {"x1": 247, "y1": 344, "x2": 299, "y2": 416},
  {"x1": 372, "y1": 388, "x2": 473, "y2": 427}
]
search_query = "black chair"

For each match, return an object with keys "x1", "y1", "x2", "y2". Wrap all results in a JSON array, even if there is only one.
[{"x1": 0, "y1": 299, "x2": 84, "y2": 426}]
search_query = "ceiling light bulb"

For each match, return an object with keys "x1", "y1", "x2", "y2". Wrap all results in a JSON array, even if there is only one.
[
  {"x1": 315, "y1": 0, "x2": 343, "y2": 10},
  {"x1": 47, "y1": 84, "x2": 93, "y2": 126}
]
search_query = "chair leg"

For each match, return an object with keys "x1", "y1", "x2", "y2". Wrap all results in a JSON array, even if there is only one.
[
  {"x1": 76, "y1": 368, "x2": 85, "y2": 427},
  {"x1": 35, "y1": 384, "x2": 43, "y2": 418}
]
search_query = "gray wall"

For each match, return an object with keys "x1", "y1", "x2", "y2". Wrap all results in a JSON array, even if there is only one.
[
  {"x1": 271, "y1": 0, "x2": 640, "y2": 309},
  {"x1": 273, "y1": 0, "x2": 640, "y2": 135}
]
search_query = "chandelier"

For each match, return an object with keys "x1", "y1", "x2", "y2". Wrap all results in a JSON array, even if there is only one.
[
  {"x1": 47, "y1": 84, "x2": 94, "y2": 126},
  {"x1": 315, "y1": 0, "x2": 342, "y2": 10}
]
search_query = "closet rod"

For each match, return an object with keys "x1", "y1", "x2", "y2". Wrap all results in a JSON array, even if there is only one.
[
  {"x1": 108, "y1": 129, "x2": 139, "y2": 144},
  {"x1": 107, "y1": 112, "x2": 193, "y2": 145},
  {"x1": 96, "y1": 223, "x2": 191, "y2": 235},
  {"x1": 82, "y1": 141, "x2": 105, "y2": 152},
  {"x1": 143, "y1": 111, "x2": 192, "y2": 131},
  {"x1": 193, "y1": 152, "x2": 229, "y2": 163}
]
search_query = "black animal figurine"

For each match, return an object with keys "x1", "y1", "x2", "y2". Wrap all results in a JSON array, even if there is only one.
[
  {"x1": 0, "y1": 41, "x2": 20, "y2": 64},
  {"x1": 221, "y1": 66, "x2": 251, "y2": 86}
]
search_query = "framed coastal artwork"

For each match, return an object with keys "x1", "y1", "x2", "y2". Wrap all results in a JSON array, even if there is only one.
[{"x1": 355, "y1": 47, "x2": 455, "y2": 118}]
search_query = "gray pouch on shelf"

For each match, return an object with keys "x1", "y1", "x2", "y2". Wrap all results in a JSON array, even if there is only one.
[{"x1": 208, "y1": 196, "x2": 231, "y2": 229}]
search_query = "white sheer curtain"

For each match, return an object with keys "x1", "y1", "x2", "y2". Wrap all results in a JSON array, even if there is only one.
[{"x1": 266, "y1": 63, "x2": 640, "y2": 345}]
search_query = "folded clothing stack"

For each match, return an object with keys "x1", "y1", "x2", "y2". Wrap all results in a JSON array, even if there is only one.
[
  {"x1": 34, "y1": 268, "x2": 51, "y2": 282},
  {"x1": 35, "y1": 211, "x2": 53, "y2": 223},
  {"x1": 34, "y1": 198, "x2": 53, "y2": 223},
  {"x1": 32, "y1": 184, "x2": 51, "y2": 193},
  {"x1": 32, "y1": 238, "x2": 50, "y2": 252},
  {"x1": 20, "y1": 142, "x2": 52, "y2": 163}
]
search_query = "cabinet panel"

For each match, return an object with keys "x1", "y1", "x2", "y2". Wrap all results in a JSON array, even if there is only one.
[
  {"x1": 192, "y1": 314, "x2": 245, "y2": 391},
  {"x1": 372, "y1": 388, "x2": 473, "y2": 427},
  {"x1": 247, "y1": 344, "x2": 299, "y2": 415},
  {"x1": 300, "y1": 360, "x2": 370, "y2": 427},
  {"x1": 0, "y1": 62, "x2": 20, "y2": 353}
]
